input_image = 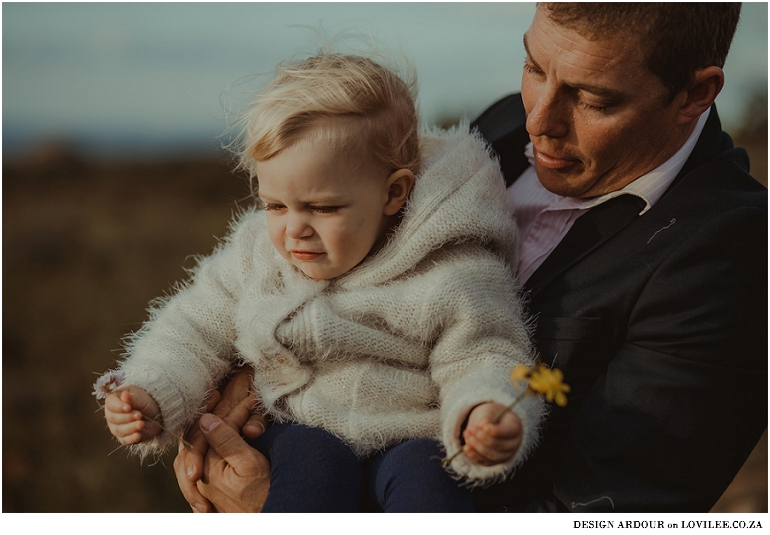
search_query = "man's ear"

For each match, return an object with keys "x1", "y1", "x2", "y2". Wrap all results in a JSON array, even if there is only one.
[
  {"x1": 676, "y1": 66, "x2": 725, "y2": 124},
  {"x1": 383, "y1": 169, "x2": 415, "y2": 216}
]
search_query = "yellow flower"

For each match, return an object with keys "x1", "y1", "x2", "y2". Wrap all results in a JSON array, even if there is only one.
[
  {"x1": 528, "y1": 364, "x2": 571, "y2": 407},
  {"x1": 509, "y1": 364, "x2": 531, "y2": 385}
]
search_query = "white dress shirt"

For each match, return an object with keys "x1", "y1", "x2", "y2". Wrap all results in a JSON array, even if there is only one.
[{"x1": 508, "y1": 109, "x2": 710, "y2": 284}]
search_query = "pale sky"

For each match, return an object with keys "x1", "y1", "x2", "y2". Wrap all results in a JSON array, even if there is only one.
[{"x1": 3, "y1": 2, "x2": 767, "y2": 155}]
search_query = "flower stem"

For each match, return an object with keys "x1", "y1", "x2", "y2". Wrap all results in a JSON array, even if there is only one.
[
  {"x1": 442, "y1": 448, "x2": 463, "y2": 468},
  {"x1": 490, "y1": 389, "x2": 529, "y2": 424}
]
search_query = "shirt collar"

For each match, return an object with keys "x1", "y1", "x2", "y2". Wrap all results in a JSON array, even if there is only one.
[{"x1": 523, "y1": 108, "x2": 710, "y2": 215}]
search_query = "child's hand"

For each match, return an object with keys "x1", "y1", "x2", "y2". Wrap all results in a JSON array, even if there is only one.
[
  {"x1": 462, "y1": 402, "x2": 523, "y2": 466},
  {"x1": 104, "y1": 385, "x2": 161, "y2": 445}
]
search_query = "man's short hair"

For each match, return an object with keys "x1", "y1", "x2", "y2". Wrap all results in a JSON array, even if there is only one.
[{"x1": 542, "y1": 2, "x2": 742, "y2": 98}]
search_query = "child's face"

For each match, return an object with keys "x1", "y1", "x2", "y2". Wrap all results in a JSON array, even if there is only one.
[{"x1": 255, "y1": 139, "x2": 396, "y2": 280}]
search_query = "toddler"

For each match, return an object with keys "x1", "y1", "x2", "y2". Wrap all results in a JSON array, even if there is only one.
[{"x1": 102, "y1": 52, "x2": 544, "y2": 512}]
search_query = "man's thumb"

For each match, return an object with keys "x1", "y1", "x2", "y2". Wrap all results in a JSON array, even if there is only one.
[
  {"x1": 200, "y1": 413, "x2": 222, "y2": 433},
  {"x1": 199, "y1": 413, "x2": 248, "y2": 463}
]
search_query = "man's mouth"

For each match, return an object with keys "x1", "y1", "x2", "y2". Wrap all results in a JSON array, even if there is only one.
[
  {"x1": 291, "y1": 250, "x2": 324, "y2": 261},
  {"x1": 533, "y1": 146, "x2": 579, "y2": 170}
]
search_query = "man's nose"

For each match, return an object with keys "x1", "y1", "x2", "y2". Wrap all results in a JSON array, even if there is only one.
[
  {"x1": 526, "y1": 86, "x2": 569, "y2": 138},
  {"x1": 286, "y1": 212, "x2": 314, "y2": 239}
]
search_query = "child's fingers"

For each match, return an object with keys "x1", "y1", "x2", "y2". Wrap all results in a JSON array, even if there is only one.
[
  {"x1": 104, "y1": 392, "x2": 133, "y2": 413},
  {"x1": 465, "y1": 412, "x2": 522, "y2": 447},
  {"x1": 463, "y1": 423, "x2": 506, "y2": 449},
  {"x1": 486, "y1": 433, "x2": 520, "y2": 458},
  {"x1": 463, "y1": 443, "x2": 499, "y2": 466},
  {"x1": 105, "y1": 409, "x2": 143, "y2": 426},
  {"x1": 463, "y1": 438, "x2": 513, "y2": 466},
  {"x1": 463, "y1": 435, "x2": 499, "y2": 464},
  {"x1": 463, "y1": 446, "x2": 489, "y2": 466},
  {"x1": 109, "y1": 419, "x2": 146, "y2": 443},
  {"x1": 463, "y1": 426, "x2": 519, "y2": 465},
  {"x1": 462, "y1": 404, "x2": 523, "y2": 466},
  {"x1": 481, "y1": 412, "x2": 521, "y2": 437},
  {"x1": 117, "y1": 431, "x2": 143, "y2": 445}
]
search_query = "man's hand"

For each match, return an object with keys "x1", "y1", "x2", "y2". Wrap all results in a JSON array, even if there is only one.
[
  {"x1": 173, "y1": 367, "x2": 268, "y2": 512},
  {"x1": 196, "y1": 413, "x2": 271, "y2": 512},
  {"x1": 462, "y1": 402, "x2": 523, "y2": 466}
]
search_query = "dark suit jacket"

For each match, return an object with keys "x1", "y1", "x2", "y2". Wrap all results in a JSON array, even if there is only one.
[{"x1": 472, "y1": 94, "x2": 768, "y2": 512}]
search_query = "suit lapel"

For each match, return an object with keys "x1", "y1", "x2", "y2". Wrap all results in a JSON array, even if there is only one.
[{"x1": 523, "y1": 195, "x2": 646, "y2": 294}]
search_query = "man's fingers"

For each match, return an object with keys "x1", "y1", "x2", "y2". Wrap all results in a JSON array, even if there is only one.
[
  {"x1": 180, "y1": 390, "x2": 222, "y2": 481},
  {"x1": 174, "y1": 440, "x2": 213, "y2": 512},
  {"x1": 205, "y1": 390, "x2": 222, "y2": 414},
  {"x1": 200, "y1": 413, "x2": 256, "y2": 473},
  {"x1": 221, "y1": 393, "x2": 267, "y2": 440},
  {"x1": 196, "y1": 417, "x2": 272, "y2": 512},
  {"x1": 182, "y1": 436, "x2": 208, "y2": 482},
  {"x1": 222, "y1": 393, "x2": 257, "y2": 428},
  {"x1": 241, "y1": 413, "x2": 268, "y2": 440},
  {"x1": 216, "y1": 367, "x2": 254, "y2": 414}
]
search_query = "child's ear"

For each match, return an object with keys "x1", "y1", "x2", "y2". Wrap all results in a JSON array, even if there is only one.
[{"x1": 383, "y1": 169, "x2": 415, "y2": 216}]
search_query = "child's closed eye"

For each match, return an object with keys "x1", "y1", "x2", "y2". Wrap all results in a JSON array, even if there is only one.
[{"x1": 310, "y1": 205, "x2": 341, "y2": 214}]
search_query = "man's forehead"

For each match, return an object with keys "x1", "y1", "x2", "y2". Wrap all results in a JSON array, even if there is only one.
[{"x1": 523, "y1": 13, "x2": 651, "y2": 92}]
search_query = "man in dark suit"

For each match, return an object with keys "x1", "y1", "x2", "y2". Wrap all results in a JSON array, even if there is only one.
[
  {"x1": 174, "y1": 3, "x2": 767, "y2": 512},
  {"x1": 470, "y1": 2, "x2": 767, "y2": 512}
]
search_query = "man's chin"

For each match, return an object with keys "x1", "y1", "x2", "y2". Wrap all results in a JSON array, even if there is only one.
[{"x1": 535, "y1": 165, "x2": 593, "y2": 198}]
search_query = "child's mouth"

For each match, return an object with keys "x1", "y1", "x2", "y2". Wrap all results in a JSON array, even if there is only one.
[{"x1": 291, "y1": 251, "x2": 324, "y2": 261}]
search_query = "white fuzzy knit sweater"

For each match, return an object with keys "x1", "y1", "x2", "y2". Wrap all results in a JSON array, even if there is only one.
[{"x1": 118, "y1": 124, "x2": 544, "y2": 485}]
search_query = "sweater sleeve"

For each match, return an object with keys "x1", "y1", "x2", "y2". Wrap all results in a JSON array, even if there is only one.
[
  {"x1": 427, "y1": 247, "x2": 545, "y2": 486},
  {"x1": 117, "y1": 209, "x2": 261, "y2": 458}
]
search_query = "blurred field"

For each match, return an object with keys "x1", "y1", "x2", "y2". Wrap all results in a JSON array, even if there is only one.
[
  {"x1": 3, "y1": 147, "x2": 249, "y2": 512},
  {"x1": 2, "y1": 124, "x2": 766, "y2": 512}
]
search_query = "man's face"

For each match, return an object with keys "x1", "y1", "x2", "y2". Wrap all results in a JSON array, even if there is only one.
[{"x1": 521, "y1": 8, "x2": 687, "y2": 198}]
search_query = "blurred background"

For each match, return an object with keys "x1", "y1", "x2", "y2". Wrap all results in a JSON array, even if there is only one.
[{"x1": 3, "y1": 2, "x2": 767, "y2": 513}]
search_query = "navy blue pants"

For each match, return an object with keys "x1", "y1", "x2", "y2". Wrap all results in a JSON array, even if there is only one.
[{"x1": 254, "y1": 423, "x2": 475, "y2": 512}]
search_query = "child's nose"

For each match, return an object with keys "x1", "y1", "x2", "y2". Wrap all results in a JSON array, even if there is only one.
[{"x1": 286, "y1": 213, "x2": 314, "y2": 239}]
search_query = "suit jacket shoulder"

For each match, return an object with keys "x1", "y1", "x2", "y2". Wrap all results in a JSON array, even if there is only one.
[{"x1": 471, "y1": 94, "x2": 530, "y2": 187}]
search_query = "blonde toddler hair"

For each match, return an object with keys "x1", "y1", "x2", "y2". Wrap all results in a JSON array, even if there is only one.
[{"x1": 232, "y1": 53, "x2": 422, "y2": 186}]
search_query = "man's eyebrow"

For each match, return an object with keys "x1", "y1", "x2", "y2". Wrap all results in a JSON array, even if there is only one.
[
  {"x1": 522, "y1": 34, "x2": 624, "y2": 100},
  {"x1": 522, "y1": 34, "x2": 536, "y2": 63}
]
